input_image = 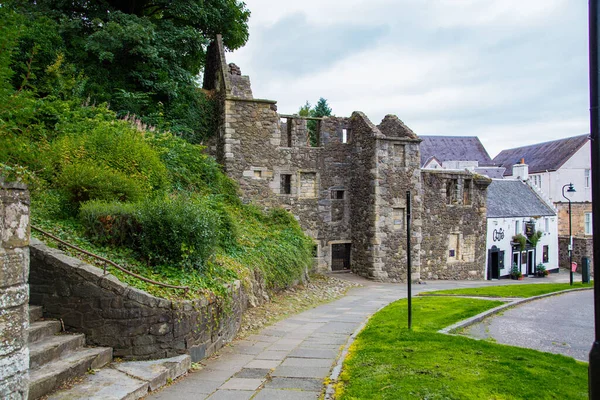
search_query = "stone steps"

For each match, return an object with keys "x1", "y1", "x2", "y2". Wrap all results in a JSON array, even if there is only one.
[
  {"x1": 28, "y1": 347, "x2": 113, "y2": 400},
  {"x1": 27, "y1": 305, "x2": 113, "y2": 399},
  {"x1": 28, "y1": 320, "x2": 62, "y2": 344},
  {"x1": 46, "y1": 354, "x2": 191, "y2": 400},
  {"x1": 29, "y1": 305, "x2": 43, "y2": 323}
]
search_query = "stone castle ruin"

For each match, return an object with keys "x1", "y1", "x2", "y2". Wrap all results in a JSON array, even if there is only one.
[{"x1": 204, "y1": 36, "x2": 491, "y2": 282}]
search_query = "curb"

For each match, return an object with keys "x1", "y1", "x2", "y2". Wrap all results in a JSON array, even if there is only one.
[
  {"x1": 438, "y1": 287, "x2": 593, "y2": 334},
  {"x1": 323, "y1": 299, "x2": 402, "y2": 400}
]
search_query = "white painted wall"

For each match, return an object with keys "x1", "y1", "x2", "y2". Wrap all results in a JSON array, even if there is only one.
[
  {"x1": 527, "y1": 141, "x2": 591, "y2": 203},
  {"x1": 485, "y1": 215, "x2": 558, "y2": 279}
]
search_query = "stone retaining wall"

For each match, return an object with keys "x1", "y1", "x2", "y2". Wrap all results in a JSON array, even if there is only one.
[
  {"x1": 0, "y1": 181, "x2": 30, "y2": 400},
  {"x1": 559, "y1": 236, "x2": 594, "y2": 277},
  {"x1": 29, "y1": 240, "x2": 245, "y2": 361}
]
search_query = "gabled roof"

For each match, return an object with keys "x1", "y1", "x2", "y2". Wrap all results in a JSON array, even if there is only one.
[
  {"x1": 419, "y1": 136, "x2": 494, "y2": 167},
  {"x1": 423, "y1": 156, "x2": 442, "y2": 168},
  {"x1": 492, "y1": 134, "x2": 589, "y2": 176},
  {"x1": 487, "y1": 179, "x2": 556, "y2": 218}
]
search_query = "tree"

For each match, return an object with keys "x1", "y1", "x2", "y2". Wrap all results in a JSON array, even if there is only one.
[
  {"x1": 312, "y1": 98, "x2": 332, "y2": 118},
  {"x1": 3, "y1": 0, "x2": 251, "y2": 142},
  {"x1": 298, "y1": 101, "x2": 311, "y2": 117},
  {"x1": 299, "y1": 98, "x2": 332, "y2": 147}
]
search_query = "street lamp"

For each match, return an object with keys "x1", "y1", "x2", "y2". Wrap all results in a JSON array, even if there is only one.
[{"x1": 561, "y1": 183, "x2": 576, "y2": 286}]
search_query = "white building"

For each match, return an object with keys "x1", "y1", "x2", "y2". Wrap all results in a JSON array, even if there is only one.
[
  {"x1": 493, "y1": 134, "x2": 591, "y2": 237},
  {"x1": 485, "y1": 179, "x2": 558, "y2": 279}
]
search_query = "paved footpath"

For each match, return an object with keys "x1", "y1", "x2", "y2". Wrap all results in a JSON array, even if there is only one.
[
  {"x1": 147, "y1": 272, "x2": 576, "y2": 400},
  {"x1": 464, "y1": 289, "x2": 594, "y2": 361}
]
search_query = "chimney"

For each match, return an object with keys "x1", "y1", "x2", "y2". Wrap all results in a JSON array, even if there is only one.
[{"x1": 512, "y1": 158, "x2": 529, "y2": 181}]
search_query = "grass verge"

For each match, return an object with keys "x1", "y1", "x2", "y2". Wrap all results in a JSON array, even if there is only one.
[
  {"x1": 419, "y1": 282, "x2": 593, "y2": 298},
  {"x1": 336, "y1": 297, "x2": 588, "y2": 399}
]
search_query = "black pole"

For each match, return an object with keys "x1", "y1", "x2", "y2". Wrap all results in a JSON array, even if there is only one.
[
  {"x1": 406, "y1": 190, "x2": 412, "y2": 330},
  {"x1": 588, "y1": 0, "x2": 600, "y2": 397},
  {"x1": 569, "y1": 198, "x2": 574, "y2": 286}
]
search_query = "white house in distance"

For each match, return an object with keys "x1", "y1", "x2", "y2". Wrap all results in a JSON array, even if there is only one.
[
  {"x1": 493, "y1": 134, "x2": 591, "y2": 237},
  {"x1": 485, "y1": 179, "x2": 558, "y2": 279}
]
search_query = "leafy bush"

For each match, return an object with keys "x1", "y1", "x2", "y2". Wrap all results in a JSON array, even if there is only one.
[
  {"x1": 58, "y1": 163, "x2": 146, "y2": 208},
  {"x1": 79, "y1": 200, "x2": 139, "y2": 246},
  {"x1": 135, "y1": 196, "x2": 219, "y2": 268},
  {"x1": 80, "y1": 196, "x2": 220, "y2": 269},
  {"x1": 150, "y1": 132, "x2": 238, "y2": 198},
  {"x1": 52, "y1": 120, "x2": 170, "y2": 193}
]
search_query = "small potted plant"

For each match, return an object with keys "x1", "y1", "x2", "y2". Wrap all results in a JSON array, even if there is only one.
[
  {"x1": 535, "y1": 263, "x2": 548, "y2": 277},
  {"x1": 511, "y1": 263, "x2": 523, "y2": 280}
]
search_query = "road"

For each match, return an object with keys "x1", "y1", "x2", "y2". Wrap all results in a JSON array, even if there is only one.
[{"x1": 464, "y1": 289, "x2": 594, "y2": 362}]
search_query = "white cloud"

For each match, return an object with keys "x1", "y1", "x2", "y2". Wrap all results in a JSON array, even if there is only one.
[{"x1": 230, "y1": 0, "x2": 589, "y2": 156}]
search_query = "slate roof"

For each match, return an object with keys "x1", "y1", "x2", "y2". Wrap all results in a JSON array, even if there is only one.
[
  {"x1": 474, "y1": 167, "x2": 506, "y2": 179},
  {"x1": 419, "y1": 136, "x2": 494, "y2": 167},
  {"x1": 493, "y1": 134, "x2": 589, "y2": 176},
  {"x1": 487, "y1": 179, "x2": 556, "y2": 218}
]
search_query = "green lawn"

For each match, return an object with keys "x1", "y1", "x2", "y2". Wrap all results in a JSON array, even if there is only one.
[
  {"x1": 336, "y1": 297, "x2": 588, "y2": 400},
  {"x1": 419, "y1": 282, "x2": 593, "y2": 298}
]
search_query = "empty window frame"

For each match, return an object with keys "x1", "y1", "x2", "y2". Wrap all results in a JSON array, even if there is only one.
[
  {"x1": 286, "y1": 118, "x2": 293, "y2": 147},
  {"x1": 331, "y1": 190, "x2": 345, "y2": 200},
  {"x1": 254, "y1": 170, "x2": 262, "y2": 179},
  {"x1": 448, "y1": 234, "x2": 459, "y2": 260},
  {"x1": 446, "y1": 179, "x2": 458, "y2": 204},
  {"x1": 342, "y1": 129, "x2": 348, "y2": 144},
  {"x1": 280, "y1": 174, "x2": 292, "y2": 194},
  {"x1": 463, "y1": 179, "x2": 472, "y2": 205}
]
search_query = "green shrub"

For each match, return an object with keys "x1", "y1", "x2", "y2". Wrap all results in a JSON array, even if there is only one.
[
  {"x1": 149, "y1": 132, "x2": 238, "y2": 199},
  {"x1": 79, "y1": 200, "x2": 139, "y2": 246},
  {"x1": 58, "y1": 163, "x2": 146, "y2": 208},
  {"x1": 136, "y1": 196, "x2": 219, "y2": 269},
  {"x1": 201, "y1": 195, "x2": 238, "y2": 251},
  {"x1": 51, "y1": 120, "x2": 170, "y2": 193}
]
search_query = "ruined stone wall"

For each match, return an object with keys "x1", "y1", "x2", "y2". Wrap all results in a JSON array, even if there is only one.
[
  {"x1": 348, "y1": 113, "x2": 380, "y2": 279},
  {"x1": 29, "y1": 239, "x2": 244, "y2": 362},
  {"x1": 372, "y1": 136, "x2": 423, "y2": 282},
  {"x1": 421, "y1": 171, "x2": 490, "y2": 280},
  {"x1": 559, "y1": 236, "x2": 594, "y2": 277},
  {"x1": 0, "y1": 182, "x2": 30, "y2": 400}
]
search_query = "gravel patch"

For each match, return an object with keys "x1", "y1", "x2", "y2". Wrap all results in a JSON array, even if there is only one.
[{"x1": 236, "y1": 274, "x2": 360, "y2": 339}]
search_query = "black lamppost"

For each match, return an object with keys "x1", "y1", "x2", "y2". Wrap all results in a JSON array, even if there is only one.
[
  {"x1": 561, "y1": 183, "x2": 576, "y2": 286},
  {"x1": 589, "y1": 2, "x2": 600, "y2": 397}
]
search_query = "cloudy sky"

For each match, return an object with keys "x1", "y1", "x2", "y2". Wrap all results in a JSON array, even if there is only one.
[{"x1": 229, "y1": 0, "x2": 589, "y2": 158}]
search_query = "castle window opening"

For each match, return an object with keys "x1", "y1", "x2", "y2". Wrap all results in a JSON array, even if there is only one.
[
  {"x1": 254, "y1": 170, "x2": 262, "y2": 179},
  {"x1": 281, "y1": 174, "x2": 292, "y2": 194},
  {"x1": 446, "y1": 179, "x2": 458, "y2": 204},
  {"x1": 448, "y1": 233, "x2": 459, "y2": 261},
  {"x1": 342, "y1": 129, "x2": 348, "y2": 143},
  {"x1": 463, "y1": 179, "x2": 472, "y2": 205},
  {"x1": 331, "y1": 190, "x2": 345, "y2": 200},
  {"x1": 286, "y1": 118, "x2": 293, "y2": 147}
]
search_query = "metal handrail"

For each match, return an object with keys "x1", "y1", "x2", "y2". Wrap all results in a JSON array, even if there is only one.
[{"x1": 31, "y1": 225, "x2": 190, "y2": 292}]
